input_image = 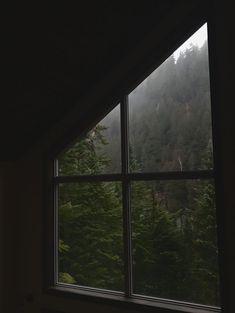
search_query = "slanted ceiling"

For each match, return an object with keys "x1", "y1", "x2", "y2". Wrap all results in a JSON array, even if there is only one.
[{"x1": 1, "y1": 1, "x2": 205, "y2": 160}]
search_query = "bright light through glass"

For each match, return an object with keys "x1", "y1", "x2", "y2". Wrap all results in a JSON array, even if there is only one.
[{"x1": 174, "y1": 23, "x2": 207, "y2": 61}]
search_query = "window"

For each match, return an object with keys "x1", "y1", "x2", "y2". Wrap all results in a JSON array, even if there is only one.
[{"x1": 50, "y1": 24, "x2": 221, "y2": 313}]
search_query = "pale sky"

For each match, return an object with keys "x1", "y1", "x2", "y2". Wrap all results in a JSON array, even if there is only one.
[{"x1": 173, "y1": 23, "x2": 207, "y2": 60}]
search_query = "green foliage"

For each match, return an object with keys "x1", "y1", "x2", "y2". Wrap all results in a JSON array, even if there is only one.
[
  {"x1": 58, "y1": 125, "x2": 110, "y2": 176},
  {"x1": 58, "y1": 181, "x2": 124, "y2": 290},
  {"x1": 129, "y1": 41, "x2": 212, "y2": 173},
  {"x1": 57, "y1": 40, "x2": 219, "y2": 306},
  {"x1": 59, "y1": 272, "x2": 76, "y2": 284},
  {"x1": 131, "y1": 179, "x2": 218, "y2": 304},
  {"x1": 58, "y1": 127, "x2": 124, "y2": 290},
  {"x1": 191, "y1": 180, "x2": 219, "y2": 305}
]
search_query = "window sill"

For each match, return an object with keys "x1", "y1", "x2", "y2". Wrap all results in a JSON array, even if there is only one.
[{"x1": 45, "y1": 284, "x2": 221, "y2": 313}]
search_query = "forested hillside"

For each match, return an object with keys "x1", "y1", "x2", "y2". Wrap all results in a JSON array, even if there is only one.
[
  {"x1": 57, "y1": 40, "x2": 220, "y2": 307},
  {"x1": 102, "y1": 40, "x2": 213, "y2": 173}
]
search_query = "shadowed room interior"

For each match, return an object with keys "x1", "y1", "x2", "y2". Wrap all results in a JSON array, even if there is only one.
[{"x1": 0, "y1": 1, "x2": 234, "y2": 312}]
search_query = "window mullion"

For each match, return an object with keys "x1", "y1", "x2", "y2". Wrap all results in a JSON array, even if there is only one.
[
  {"x1": 121, "y1": 95, "x2": 133, "y2": 297},
  {"x1": 54, "y1": 181, "x2": 59, "y2": 285}
]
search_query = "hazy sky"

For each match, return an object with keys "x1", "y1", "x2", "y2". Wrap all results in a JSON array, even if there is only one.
[{"x1": 173, "y1": 23, "x2": 207, "y2": 60}]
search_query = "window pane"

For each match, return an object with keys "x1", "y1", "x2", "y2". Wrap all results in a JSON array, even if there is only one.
[
  {"x1": 131, "y1": 179, "x2": 220, "y2": 306},
  {"x1": 129, "y1": 24, "x2": 213, "y2": 172},
  {"x1": 58, "y1": 105, "x2": 121, "y2": 175},
  {"x1": 57, "y1": 181, "x2": 124, "y2": 291}
]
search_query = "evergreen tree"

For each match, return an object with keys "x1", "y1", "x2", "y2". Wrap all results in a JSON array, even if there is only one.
[
  {"x1": 56, "y1": 40, "x2": 219, "y2": 306},
  {"x1": 58, "y1": 126, "x2": 124, "y2": 290},
  {"x1": 191, "y1": 180, "x2": 219, "y2": 305}
]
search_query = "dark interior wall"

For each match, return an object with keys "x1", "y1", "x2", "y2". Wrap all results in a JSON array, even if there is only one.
[
  {"x1": 1, "y1": 1, "x2": 176, "y2": 161},
  {"x1": 0, "y1": 166, "x2": 3, "y2": 312},
  {"x1": 1, "y1": 162, "x2": 23, "y2": 312},
  {"x1": 210, "y1": 2, "x2": 235, "y2": 312},
  {"x1": 2, "y1": 157, "x2": 48, "y2": 313},
  {"x1": 1, "y1": 1, "x2": 235, "y2": 312}
]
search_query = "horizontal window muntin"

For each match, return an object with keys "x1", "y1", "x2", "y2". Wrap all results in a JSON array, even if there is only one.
[
  {"x1": 54, "y1": 170, "x2": 214, "y2": 183},
  {"x1": 53, "y1": 107, "x2": 218, "y2": 307}
]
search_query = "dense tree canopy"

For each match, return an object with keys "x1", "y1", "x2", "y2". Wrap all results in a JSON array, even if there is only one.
[{"x1": 57, "y1": 40, "x2": 219, "y2": 306}]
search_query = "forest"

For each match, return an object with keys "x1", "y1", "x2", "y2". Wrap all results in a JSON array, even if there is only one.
[{"x1": 57, "y1": 39, "x2": 220, "y2": 307}]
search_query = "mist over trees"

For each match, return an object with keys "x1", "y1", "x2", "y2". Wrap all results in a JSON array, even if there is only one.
[
  {"x1": 103, "y1": 41, "x2": 213, "y2": 173},
  {"x1": 57, "y1": 40, "x2": 220, "y2": 306}
]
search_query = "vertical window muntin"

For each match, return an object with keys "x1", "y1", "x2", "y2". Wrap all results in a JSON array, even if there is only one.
[{"x1": 52, "y1": 23, "x2": 220, "y2": 310}]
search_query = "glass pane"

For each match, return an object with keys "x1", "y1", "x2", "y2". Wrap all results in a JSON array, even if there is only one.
[
  {"x1": 58, "y1": 181, "x2": 124, "y2": 291},
  {"x1": 131, "y1": 179, "x2": 220, "y2": 306},
  {"x1": 129, "y1": 24, "x2": 213, "y2": 172},
  {"x1": 58, "y1": 105, "x2": 121, "y2": 175}
]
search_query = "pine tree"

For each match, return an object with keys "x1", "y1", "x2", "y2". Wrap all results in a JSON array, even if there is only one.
[
  {"x1": 58, "y1": 125, "x2": 124, "y2": 290},
  {"x1": 56, "y1": 40, "x2": 219, "y2": 305},
  {"x1": 191, "y1": 180, "x2": 219, "y2": 305}
]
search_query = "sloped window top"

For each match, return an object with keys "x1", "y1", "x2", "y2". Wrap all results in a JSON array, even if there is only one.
[
  {"x1": 129, "y1": 24, "x2": 212, "y2": 173},
  {"x1": 52, "y1": 24, "x2": 221, "y2": 313},
  {"x1": 58, "y1": 105, "x2": 121, "y2": 176}
]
